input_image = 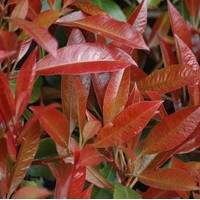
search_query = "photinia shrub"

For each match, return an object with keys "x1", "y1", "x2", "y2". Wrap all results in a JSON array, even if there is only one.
[{"x1": 0, "y1": 0, "x2": 200, "y2": 198}]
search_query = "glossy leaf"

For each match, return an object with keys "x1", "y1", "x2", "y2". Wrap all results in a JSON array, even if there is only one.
[
  {"x1": 86, "y1": 166, "x2": 113, "y2": 189},
  {"x1": 57, "y1": 15, "x2": 148, "y2": 50},
  {"x1": 167, "y1": 0, "x2": 192, "y2": 48},
  {"x1": 9, "y1": 18, "x2": 58, "y2": 57},
  {"x1": 12, "y1": 186, "x2": 52, "y2": 199},
  {"x1": 78, "y1": 145, "x2": 104, "y2": 166},
  {"x1": 94, "y1": 101, "x2": 162, "y2": 148},
  {"x1": 15, "y1": 48, "x2": 37, "y2": 119},
  {"x1": 36, "y1": 43, "x2": 136, "y2": 75},
  {"x1": 8, "y1": 122, "x2": 41, "y2": 197},
  {"x1": 0, "y1": 71, "x2": 15, "y2": 123},
  {"x1": 103, "y1": 68, "x2": 130, "y2": 125},
  {"x1": 137, "y1": 64, "x2": 199, "y2": 94},
  {"x1": 113, "y1": 183, "x2": 141, "y2": 199},
  {"x1": 175, "y1": 34, "x2": 200, "y2": 106},
  {"x1": 138, "y1": 168, "x2": 199, "y2": 191},
  {"x1": 128, "y1": 0, "x2": 147, "y2": 33},
  {"x1": 31, "y1": 107, "x2": 69, "y2": 148},
  {"x1": 67, "y1": 28, "x2": 86, "y2": 45},
  {"x1": 142, "y1": 106, "x2": 200, "y2": 155}
]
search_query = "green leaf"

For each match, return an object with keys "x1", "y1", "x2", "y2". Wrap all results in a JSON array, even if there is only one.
[
  {"x1": 28, "y1": 165, "x2": 55, "y2": 180},
  {"x1": 113, "y1": 183, "x2": 141, "y2": 199},
  {"x1": 29, "y1": 77, "x2": 43, "y2": 104},
  {"x1": 100, "y1": 164, "x2": 117, "y2": 185},
  {"x1": 92, "y1": 0, "x2": 126, "y2": 21},
  {"x1": 35, "y1": 137, "x2": 58, "y2": 160},
  {"x1": 91, "y1": 187, "x2": 113, "y2": 199}
]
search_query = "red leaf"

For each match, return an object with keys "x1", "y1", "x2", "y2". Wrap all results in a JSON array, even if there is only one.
[
  {"x1": 125, "y1": 83, "x2": 144, "y2": 106},
  {"x1": 0, "y1": 50, "x2": 16, "y2": 63},
  {"x1": 72, "y1": 76, "x2": 88, "y2": 133},
  {"x1": 91, "y1": 72, "x2": 111, "y2": 110},
  {"x1": 142, "y1": 106, "x2": 200, "y2": 155},
  {"x1": 103, "y1": 68, "x2": 130, "y2": 125},
  {"x1": 94, "y1": 101, "x2": 162, "y2": 148},
  {"x1": 80, "y1": 184, "x2": 93, "y2": 199},
  {"x1": 68, "y1": 166, "x2": 86, "y2": 198},
  {"x1": 83, "y1": 120, "x2": 102, "y2": 143},
  {"x1": 167, "y1": 0, "x2": 192, "y2": 48},
  {"x1": 36, "y1": 43, "x2": 136, "y2": 75},
  {"x1": 72, "y1": 0, "x2": 108, "y2": 16},
  {"x1": 9, "y1": 18, "x2": 58, "y2": 57},
  {"x1": 137, "y1": 64, "x2": 199, "y2": 94},
  {"x1": 78, "y1": 145, "x2": 104, "y2": 167},
  {"x1": 15, "y1": 48, "x2": 37, "y2": 119},
  {"x1": 142, "y1": 188, "x2": 180, "y2": 199},
  {"x1": 128, "y1": 0, "x2": 147, "y2": 34},
  {"x1": 8, "y1": 122, "x2": 41, "y2": 197},
  {"x1": 31, "y1": 107, "x2": 69, "y2": 148},
  {"x1": 185, "y1": 0, "x2": 200, "y2": 20},
  {"x1": 61, "y1": 75, "x2": 78, "y2": 133},
  {"x1": 0, "y1": 71, "x2": 15, "y2": 124},
  {"x1": 67, "y1": 28, "x2": 86, "y2": 45},
  {"x1": 12, "y1": 186, "x2": 52, "y2": 199},
  {"x1": 27, "y1": 0, "x2": 42, "y2": 20},
  {"x1": 86, "y1": 166, "x2": 113, "y2": 189},
  {"x1": 10, "y1": 0, "x2": 28, "y2": 31},
  {"x1": 138, "y1": 168, "x2": 199, "y2": 191},
  {"x1": 48, "y1": 163, "x2": 73, "y2": 199},
  {"x1": 0, "y1": 138, "x2": 8, "y2": 198},
  {"x1": 175, "y1": 34, "x2": 200, "y2": 105},
  {"x1": 57, "y1": 15, "x2": 148, "y2": 50}
]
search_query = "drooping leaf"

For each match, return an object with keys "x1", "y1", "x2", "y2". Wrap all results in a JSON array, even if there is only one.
[
  {"x1": 31, "y1": 106, "x2": 69, "y2": 148},
  {"x1": 103, "y1": 68, "x2": 130, "y2": 125},
  {"x1": 56, "y1": 15, "x2": 148, "y2": 50},
  {"x1": 11, "y1": 186, "x2": 52, "y2": 199},
  {"x1": 8, "y1": 122, "x2": 41, "y2": 197},
  {"x1": 36, "y1": 43, "x2": 136, "y2": 75},
  {"x1": 78, "y1": 145, "x2": 104, "y2": 166},
  {"x1": 142, "y1": 105, "x2": 200, "y2": 155},
  {"x1": 0, "y1": 50, "x2": 16, "y2": 63},
  {"x1": 128, "y1": 0, "x2": 147, "y2": 33},
  {"x1": 15, "y1": 48, "x2": 37, "y2": 119},
  {"x1": 9, "y1": 18, "x2": 58, "y2": 57},
  {"x1": 94, "y1": 101, "x2": 162, "y2": 148},
  {"x1": 167, "y1": 0, "x2": 192, "y2": 48},
  {"x1": 137, "y1": 64, "x2": 199, "y2": 94},
  {"x1": 113, "y1": 183, "x2": 141, "y2": 199},
  {"x1": 138, "y1": 168, "x2": 199, "y2": 191},
  {"x1": 86, "y1": 166, "x2": 113, "y2": 189}
]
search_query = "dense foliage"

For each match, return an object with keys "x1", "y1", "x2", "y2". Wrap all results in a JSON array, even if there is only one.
[{"x1": 0, "y1": 0, "x2": 200, "y2": 198}]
